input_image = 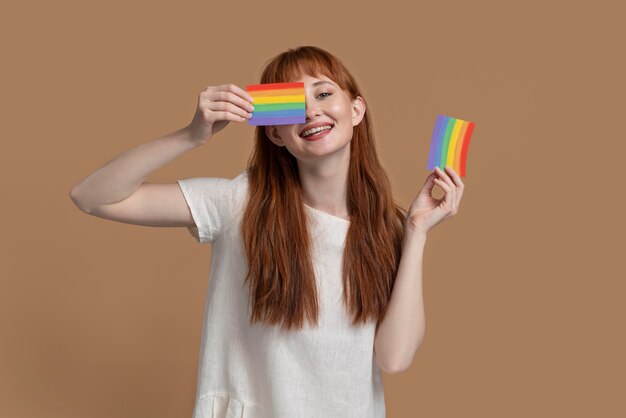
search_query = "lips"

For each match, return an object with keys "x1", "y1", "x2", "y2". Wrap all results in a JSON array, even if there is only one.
[{"x1": 299, "y1": 122, "x2": 334, "y2": 137}]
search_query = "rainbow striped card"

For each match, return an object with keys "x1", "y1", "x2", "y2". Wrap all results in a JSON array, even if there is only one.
[
  {"x1": 427, "y1": 114, "x2": 475, "y2": 177},
  {"x1": 245, "y1": 82, "x2": 306, "y2": 126}
]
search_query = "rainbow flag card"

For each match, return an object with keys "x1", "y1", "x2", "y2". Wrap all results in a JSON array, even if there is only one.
[
  {"x1": 427, "y1": 114, "x2": 475, "y2": 177},
  {"x1": 245, "y1": 82, "x2": 306, "y2": 126}
]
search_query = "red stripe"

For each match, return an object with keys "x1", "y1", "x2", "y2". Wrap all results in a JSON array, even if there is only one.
[
  {"x1": 246, "y1": 82, "x2": 305, "y2": 91},
  {"x1": 459, "y1": 122, "x2": 475, "y2": 177}
]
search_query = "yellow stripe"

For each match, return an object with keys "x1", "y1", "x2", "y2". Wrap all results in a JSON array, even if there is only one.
[
  {"x1": 447, "y1": 120, "x2": 464, "y2": 169},
  {"x1": 251, "y1": 94, "x2": 305, "y2": 104},
  {"x1": 453, "y1": 122, "x2": 468, "y2": 172}
]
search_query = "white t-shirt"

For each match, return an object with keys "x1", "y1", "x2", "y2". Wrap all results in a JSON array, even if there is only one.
[{"x1": 177, "y1": 169, "x2": 386, "y2": 418}]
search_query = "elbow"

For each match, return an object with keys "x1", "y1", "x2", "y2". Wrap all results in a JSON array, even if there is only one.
[
  {"x1": 378, "y1": 362, "x2": 409, "y2": 375},
  {"x1": 69, "y1": 189, "x2": 91, "y2": 213},
  {"x1": 376, "y1": 340, "x2": 425, "y2": 375},
  {"x1": 376, "y1": 354, "x2": 411, "y2": 375},
  {"x1": 382, "y1": 360, "x2": 411, "y2": 375}
]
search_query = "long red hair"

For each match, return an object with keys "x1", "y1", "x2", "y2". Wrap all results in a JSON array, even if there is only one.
[{"x1": 242, "y1": 46, "x2": 407, "y2": 331}]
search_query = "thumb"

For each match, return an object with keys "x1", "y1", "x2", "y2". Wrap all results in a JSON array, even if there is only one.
[{"x1": 419, "y1": 171, "x2": 437, "y2": 195}]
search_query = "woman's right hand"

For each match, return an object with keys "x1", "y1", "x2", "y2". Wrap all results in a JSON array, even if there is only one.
[{"x1": 186, "y1": 84, "x2": 255, "y2": 145}]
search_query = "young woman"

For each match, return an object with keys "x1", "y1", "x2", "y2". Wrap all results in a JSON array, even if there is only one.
[{"x1": 70, "y1": 46, "x2": 465, "y2": 418}]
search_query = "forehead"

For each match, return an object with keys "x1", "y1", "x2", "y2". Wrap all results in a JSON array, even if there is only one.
[
  {"x1": 288, "y1": 73, "x2": 337, "y2": 85},
  {"x1": 291, "y1": 73, "x2": 337, "y2": 87}
]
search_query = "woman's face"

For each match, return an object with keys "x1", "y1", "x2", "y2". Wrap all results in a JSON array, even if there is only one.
[{"x1": 265, "y1": 74, "x2": 366, "y2": 163}]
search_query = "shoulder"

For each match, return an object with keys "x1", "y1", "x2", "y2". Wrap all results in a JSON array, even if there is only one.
[
  {"x1": 178, "y1": 169, "x2": 248, "y2": 199},
  {"x1": 176, "y1": 169, "x2": 251, "y2": 244},
  {"x1": 232, "y1": 169, "x2": 250, "y2": 192}
]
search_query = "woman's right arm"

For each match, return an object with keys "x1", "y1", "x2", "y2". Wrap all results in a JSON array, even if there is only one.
[{"x1": 69, "y1": 84, "x2": 254, "y2": 226}]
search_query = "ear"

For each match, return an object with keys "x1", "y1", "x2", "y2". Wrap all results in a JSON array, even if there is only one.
[
  {"x1": 264, "y1": 126, "x2": 284, "y2": 146},
  {"x1": 352, "y1": 96, "x2": 366, "y2": 127}
]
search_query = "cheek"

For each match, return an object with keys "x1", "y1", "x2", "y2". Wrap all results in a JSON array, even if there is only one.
[
  {"x1": 328, "y1": 102, "x2": 351, "y2": 121},
  {"x1": 279, "y1": 127, "x2": 296, "y2": 140}
]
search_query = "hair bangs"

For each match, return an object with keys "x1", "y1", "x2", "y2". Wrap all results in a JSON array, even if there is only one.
[{"x1": 260, "y1": 47, "x2": 354, "y2": 98}]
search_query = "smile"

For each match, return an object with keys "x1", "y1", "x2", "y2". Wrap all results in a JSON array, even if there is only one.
[{"x1": 301, "y1": 125, "x2": 334, "y2": 141}]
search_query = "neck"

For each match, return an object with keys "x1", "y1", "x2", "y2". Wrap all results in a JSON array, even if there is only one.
[{"x1": 297, "y1": 144, "x2": 350, "y2": 218}]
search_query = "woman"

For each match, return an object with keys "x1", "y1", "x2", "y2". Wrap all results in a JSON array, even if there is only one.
[{"x1": 70, "y1": 45, "x2": 465, "y2": 418}]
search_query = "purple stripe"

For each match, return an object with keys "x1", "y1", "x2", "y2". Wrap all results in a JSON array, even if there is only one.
[
  {"x1": 248, "y1": 116, "x2": 306, "y2": 126},
  {"x1": 428, "y1": 115, "x2": 444, "y2": 170},
  {"x1": 436, "y1": 115, "x2": 451, "y2": 168}
]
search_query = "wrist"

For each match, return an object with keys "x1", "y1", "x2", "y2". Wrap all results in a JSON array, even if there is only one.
[
  {"x1": 403, "y1": 225, "x2": 428, "y2": 246},
  {"x1": 182, "y1": 123, "x2": 210, "y2": 146}
]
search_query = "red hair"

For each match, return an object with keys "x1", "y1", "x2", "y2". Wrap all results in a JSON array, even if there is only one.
[{"x1": 242, "y1": 46, "x2": 407, "y2": 331}]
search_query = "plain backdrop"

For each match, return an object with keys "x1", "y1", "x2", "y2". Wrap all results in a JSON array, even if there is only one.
[{"x1": 1, "y1": 0, "x2": 624, "y2": 417}]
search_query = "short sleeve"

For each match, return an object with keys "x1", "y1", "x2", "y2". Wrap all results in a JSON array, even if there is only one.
[{"x1": 176, "y1": 177, "x2": 233, "y2": 244}]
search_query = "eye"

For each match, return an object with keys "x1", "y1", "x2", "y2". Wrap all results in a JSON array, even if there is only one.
[{"x1": 316, "y1": 92, "x2": 332, "y2": 99}]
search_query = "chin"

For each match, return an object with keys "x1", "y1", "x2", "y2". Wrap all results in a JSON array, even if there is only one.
[{"x1": 302, "y1": 141, "x2": 352, "y2": 161}]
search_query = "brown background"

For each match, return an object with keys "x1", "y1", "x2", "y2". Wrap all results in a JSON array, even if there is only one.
[{"x1": 2, "y1": 0, "x2": 624, "y2": 417}]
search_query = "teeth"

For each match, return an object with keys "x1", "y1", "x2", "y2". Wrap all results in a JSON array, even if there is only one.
[{"x1": 302, "y1": 125, "x2": 332, "y2": 137}]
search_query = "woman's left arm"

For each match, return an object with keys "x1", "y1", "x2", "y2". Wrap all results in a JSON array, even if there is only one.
[
  {"x1": 374, "y1": 165, "x2": 465, "y2": 374},
  {"x1": 374, "y1": 228, "x2": 428, "y2": 374}
]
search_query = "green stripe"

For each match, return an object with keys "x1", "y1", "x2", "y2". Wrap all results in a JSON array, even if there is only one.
[
  {"x1": 440, "y1": 118, "x2": 455, "y2": 167},
  {"x1": 252, "y1": 102, "x2": 305, "y2": 112}
]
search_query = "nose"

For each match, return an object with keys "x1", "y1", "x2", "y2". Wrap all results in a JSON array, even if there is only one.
[{"x1": 305, "y1": 93, "x2": 321, "y2": 122}]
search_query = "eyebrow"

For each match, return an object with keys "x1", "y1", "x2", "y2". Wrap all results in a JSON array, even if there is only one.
[{"x1": 312, "y1": 81, "x2": 335, "y2": 87}]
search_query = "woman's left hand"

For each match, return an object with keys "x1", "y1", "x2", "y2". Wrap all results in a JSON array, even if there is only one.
[{"x1": 406, "y1": 165, "x2": 465, "y2": 235}]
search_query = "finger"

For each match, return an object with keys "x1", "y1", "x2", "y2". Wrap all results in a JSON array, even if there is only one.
[
  {"x1": 423, "y1": 171, "x2": 437, "y2": 186},
  {"x1": 206, "y1": 101, "x2": 252, "y2": 120},
  {"x1": 206, "y1": 101, "x2": 251, "y2": 120},
  {"x1": 223, "y1": 83, "x2": 255, "y2": 104},
  {"x1": 443, "y1": 166, "x2": 464, "y2": 210},
  {"x1": 434, "y1": 166, "x2": 455, "y2": 189},
  {"x1": 214, "y1": 110, "x2": 248, "y2": 123},
  {"x1": 436, "y1": 166, "x2": 458, "y2": 207},
  {"x1": 434, "y1": 167, "x2": 456, "y2": 204},
  {"x1": 444, "y1": 165, "x2": 465, "y2": 189},
  {"x1": 433, "y1": 177, "x2": 452, "y2": 193},
  {"x1": 419, "y1": 171, "x2": 438, "y2": 196},
  {"x1": 433, "y1": 178, "x2": 454, "y2": 210},
  {"x1": 207, "y1": 90, "x2": 255, "y2": 113}
]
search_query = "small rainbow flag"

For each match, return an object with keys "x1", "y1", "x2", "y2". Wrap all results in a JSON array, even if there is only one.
[
  {"x1": 245, "y1": 82, "x2": 306, "y2": 126},
  {"x1": 427, "y1": 114, "x2": 476, "y2": 177}
]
